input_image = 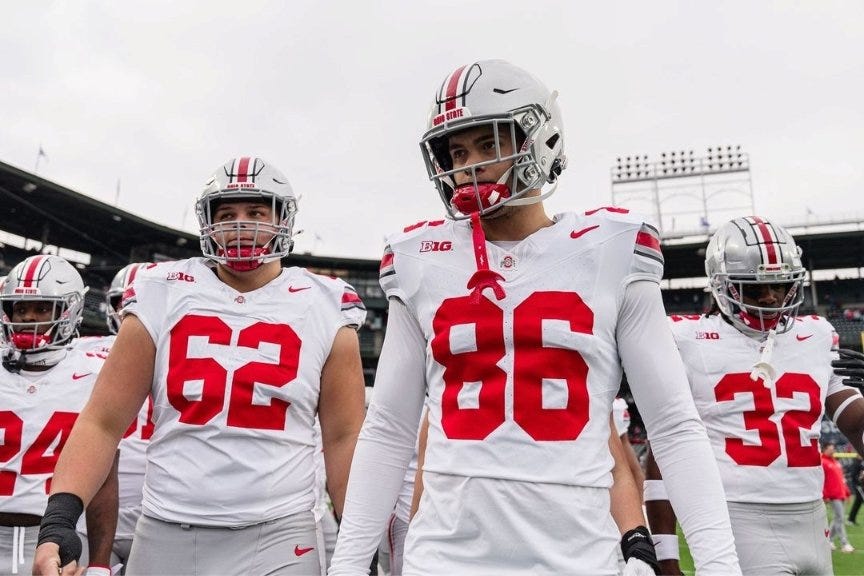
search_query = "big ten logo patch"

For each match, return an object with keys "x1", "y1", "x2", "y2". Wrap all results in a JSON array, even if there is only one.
[
  {"x1": 167, "y1": 272, "x2": 195, "y2": 282},
  {"x1": 419, "y1": 240, "x2": 453, "y2": 253},
  {"x1": 696, "y1": 331, "x2": 720, "y2": 340}
]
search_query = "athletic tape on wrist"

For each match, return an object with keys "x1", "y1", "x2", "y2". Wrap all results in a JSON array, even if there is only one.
[
  {"x1": 643, "y1": 479, "x2": 668, "y2": 501},
  {"x1": 652, "y1": 533, "x2": 680, "y2": 561},
  {"x1": 38, "y1": 492, "x2": 84, "y2": 566},
  {"x1": 831, "y1": 391, "x2": 863, "y2": 426},
  {"x1": 84, "y1": 567, "x2": 111, "y2": 576}
]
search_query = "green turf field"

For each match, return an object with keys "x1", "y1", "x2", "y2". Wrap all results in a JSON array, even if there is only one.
[{"x1": 677, "y1": 501, "x2": 863, "y2": 575}]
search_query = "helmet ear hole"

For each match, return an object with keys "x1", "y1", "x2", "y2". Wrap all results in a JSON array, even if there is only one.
[{"x1": 429, "y1": 137, "x2": 452, "y2": 173}]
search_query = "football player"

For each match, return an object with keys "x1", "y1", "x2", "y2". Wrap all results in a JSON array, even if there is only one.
[
  {"x1": 329, "y1": 60, "x2": 739, "y2": 575},
  {"x1": 645, "y1": 216, "x2": 864, "y2": 574},
  {"x1": 0, "y1": 255, "x2": 117, "y2": 576},
  {"x1": 74, "y1": 263, "x2": 155, "y2": 573},
  {"x1": 33, "y1": 157, "x2": 367, "y2": 576}
]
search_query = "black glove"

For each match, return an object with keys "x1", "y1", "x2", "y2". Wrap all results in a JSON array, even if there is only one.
[
  {"x1": 832, "y1": 348, "x2": 864, "y2": 390},
  {"x1": 621, "y1": 526, "x2": 661, "y2": 575}
]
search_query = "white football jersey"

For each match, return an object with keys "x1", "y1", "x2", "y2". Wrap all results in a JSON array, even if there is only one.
[
  {"x1": 74, "y1": 335, "x2": 154, "y2": 539},
  {"x1": 0, "y1": 349, "x2": 102, "y2": 515},
  {"x1": 669, "y1": 313, "x2": 845, "y2": 503},
  {"x1": 612, "y1": 397, "x2": 630, "y2": 438},
  {"x1": 123, "y1": 258, "x2": 365, "y2": 526},
  {"x1": 380, "y1": 209, "x2": 662, "y2": 488}
]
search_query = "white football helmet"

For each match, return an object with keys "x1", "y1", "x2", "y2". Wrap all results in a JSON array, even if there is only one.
[
  {"x1": 0, "y1": 255, "x2": 88, "y2": 352},
  {"x1": 705, "y1": 216, "x2": 805, "y2": 336},
  {"x1": 196, "y1": 157, "x2": 298, "y2": 270},
  {"x1": 420, "y1": 59, "x2": 567, "y2": 219},
  {"x1": 106, "y1": 262, "x2": 151, "y2": 334}
]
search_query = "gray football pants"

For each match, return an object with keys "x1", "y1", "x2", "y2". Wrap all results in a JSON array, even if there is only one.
[{"x1": 125, "y1": 511, "x2": 324, "y2": 576}]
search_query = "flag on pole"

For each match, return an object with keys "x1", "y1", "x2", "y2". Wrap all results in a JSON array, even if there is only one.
[{"x1": 34, "y1": 145, "x2": 48, "y2": 172}]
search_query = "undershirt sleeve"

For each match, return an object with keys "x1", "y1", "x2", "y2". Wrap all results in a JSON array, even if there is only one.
[
  {"x1": 618, "y1": 280, "x2": 741, "y2": 575},
  {"x1": 329, "y1": 298, "x2": 427, "y2": 575}
]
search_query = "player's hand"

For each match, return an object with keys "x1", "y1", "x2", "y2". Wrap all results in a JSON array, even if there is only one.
[
  {"x1": 657, "y1": 559, "x2": 684, "y2": 576},
  {"x1": 32, "y1": 543, "x2": 83, "y2": 576},
  {"x1": 623, "y1": 557, "x2": 658, "y2": 576},
  {"x1": 832, "y1": 348, "x2": 864, "y2": 389}
]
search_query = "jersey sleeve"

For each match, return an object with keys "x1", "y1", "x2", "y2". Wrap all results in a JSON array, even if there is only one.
[
  {"x1": 379, "y1": 243, "x2": 406, "y2": 302},
  {"x1": 626, "y1": 222, "x2": 664, "y2": 284},
  {"x1": 120, "y1": 264, "x2": 168, "y2": 345},
  {"x1": 338, "y1": 281, "x2": 367, "y2": 330}
]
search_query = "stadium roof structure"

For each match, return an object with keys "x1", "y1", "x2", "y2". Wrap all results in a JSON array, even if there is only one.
[{"x1": 0, "y1": 159, "x2": 199, "y2": 269}]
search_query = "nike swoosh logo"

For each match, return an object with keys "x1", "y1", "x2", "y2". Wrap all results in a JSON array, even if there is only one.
[
  {"x1": 72, "y1": 373, "x2": 92, "y2": 380},
  {"x1": 570, "y1": 225, "x2": 600, "y2": 239},
  {"x1": 493, "y1": 88, "x2": 519, "y2": 94},
  {"x1": 294, "y1": 545, "x2": 314, "y2": 557},
  {"x1": 288, "y1": 286, "x2": 311, "y2": 293},
  {"x1": 796, "y1": 334, "x2": 813, "y2": 341}
]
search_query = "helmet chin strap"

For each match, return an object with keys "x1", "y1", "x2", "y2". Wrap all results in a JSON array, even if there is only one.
[
  {"x1": 507, "y1": 181, "x2": 559, "y2": 206},
  {"x1": 750, "y1": 328, "x2": 778, "y2": 383}
]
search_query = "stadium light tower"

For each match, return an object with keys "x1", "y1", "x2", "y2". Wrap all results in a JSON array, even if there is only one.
[{"x1": 611, "y1": 146, "x2": 755, "y2": 238}]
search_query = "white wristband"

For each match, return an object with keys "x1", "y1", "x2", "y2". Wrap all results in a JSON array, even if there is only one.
[
  {"x1": 652, "y1": 533, "x2": 680, "y2": 561},
  {"x1": 84, "y1": 568, "x2": 111, "y2": 576},
  {"x1": 643, "y1": 479, "x2": 668, "y2": 502}
]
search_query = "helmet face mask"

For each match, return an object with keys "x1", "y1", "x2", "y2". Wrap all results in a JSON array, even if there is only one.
[
  {"x1": 0, "y1": 255, "x2": 87, "y2": 352},
  {"x1": 420, "y1": 60, "x2": 566, "y2": 219},
  {"x1": 706, "y1": 217, "x2": 805, "y2": 336},
  {"x1": 196, "y1": 157, "x2": 298, "y2": 270}
]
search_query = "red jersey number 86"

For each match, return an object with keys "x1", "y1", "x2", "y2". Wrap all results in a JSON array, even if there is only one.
[{"x1": 431, "y1": 291, "x2": 593, "y2": 442}]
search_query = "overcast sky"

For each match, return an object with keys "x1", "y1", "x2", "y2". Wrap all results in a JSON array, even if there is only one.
[{"x1": 2, "y1": 1, "x2": 862, "y2": 260}]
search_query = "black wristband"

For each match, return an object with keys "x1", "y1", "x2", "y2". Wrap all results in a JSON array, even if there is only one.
[
  {"x1": 38, "y1": 492, "x2": 84, "y2": 567},
  {"x1": 621, "y1": 526, "x2": 661, "y2": 575}
]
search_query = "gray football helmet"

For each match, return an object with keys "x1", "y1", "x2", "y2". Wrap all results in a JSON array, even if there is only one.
[
  {"x1": 0, "y1": 255, "x2": 88, "y2": 351},
  {"x1": 705, "y1": 216, "x2": 805, "y2": 336},
  {"x1": 106, "y1": 262, "x2": 151, "y2": 334},
  {"x1": 420, "y1": 59, "x2": 567, "y2": 219},
  {"x1": 196, "y1": 157, "x2": 298, "y2": 271}
]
